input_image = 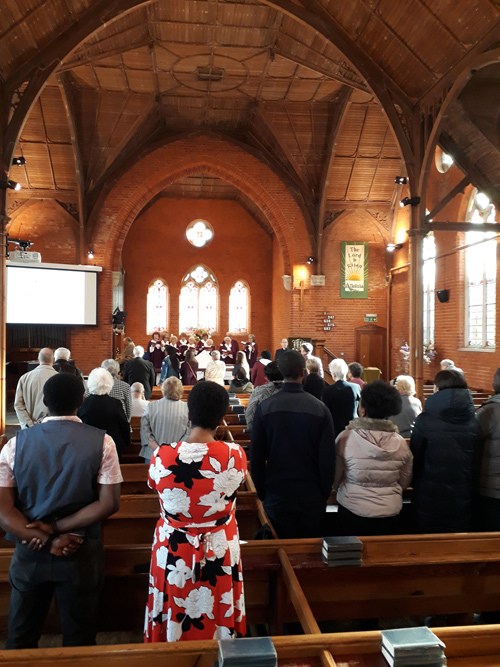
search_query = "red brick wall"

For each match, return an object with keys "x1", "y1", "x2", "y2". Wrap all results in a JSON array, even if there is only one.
[
  {"x1": 121, "y1": 198, "x2": 273, "y2": 351},
  {"x1": 388, "y1": 156, "x2": 500, "y2": 391},
  {"x1": 320, "y1": 213, "x2": 389, "y2": 370}
]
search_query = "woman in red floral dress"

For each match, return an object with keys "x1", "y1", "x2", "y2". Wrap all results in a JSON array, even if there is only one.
[{"x1": 144, "y1": 381, "x2": 247, "y2": 642}]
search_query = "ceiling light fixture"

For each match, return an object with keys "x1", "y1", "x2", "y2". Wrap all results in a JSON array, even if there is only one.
[
  {"x1": 12, "y1": 157, "x2": 26, "y2": 166},
  {"x1": 386, "y1": 243, "x2": 403, "y2": 252},
  {"x1": 0, "y1": 180, "x2": 21, "y2": 191},
  {"x1": 399, "y1": 196, "x2": 420, "y2": 208},
  {"x1": 307, "y1": 256, "x2": 315, "y2": 264},
  {"x1": 88, "y1": 250, "x2": 94, "y2": 260},
  {"x1": 394, "y1": 176, "x2": 407, "y2": 185}
]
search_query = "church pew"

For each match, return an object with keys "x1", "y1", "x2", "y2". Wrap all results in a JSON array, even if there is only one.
[
  {"x1": 2, "y1": 534, "x2": 500, "y2": 642},
  {"x1": 1, "y1": 626, "x2": 499, "y2": 667}
]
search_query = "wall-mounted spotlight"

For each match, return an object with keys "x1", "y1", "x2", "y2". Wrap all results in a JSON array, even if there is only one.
[
  {"x1": 399, "y1": 196, "x2": 420, "y2": 208},
  {"x1": 306, "y1": 256, "x2": 315, "y2": 264},
  {"x1": 0, "y1": 180, "x2": 21, "y2": 191},
  {"x1": 386, "y1": 243, "x2": 403, "y2": 252},
  {"x1": 88, "y1": 250, "x2": 94, "y2": 260},
  {"x1": 394, "y1": 176, "x2": 407, "y2": 185},
  {"x1": 12, "y1": 157, "x2": 26, "y2": 166}
]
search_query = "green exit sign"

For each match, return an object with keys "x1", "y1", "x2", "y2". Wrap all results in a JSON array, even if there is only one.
[{"x1": 364, "y1": 314, "x2": 377, "y2": 322}]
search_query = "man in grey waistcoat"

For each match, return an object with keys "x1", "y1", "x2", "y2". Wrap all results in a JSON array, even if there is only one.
[{"x1": 0, "y1": 372, "x2": 123, "y2": 649}]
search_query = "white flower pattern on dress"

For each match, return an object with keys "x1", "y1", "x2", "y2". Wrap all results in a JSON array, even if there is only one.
[
  {"x1": 158, "y1": 522, "x2": 175, "y2": 543},
  {"x1": 220, "y1": 591, "x2": 234, "y2": 618},
  {"x1": 149, "y1": 457, "x2": 173, "y2": 485},
  {"x1": 161, "y1": 487, "x2": 192, "y2": 518},
  {"x1": 166, "y1": 608, "x2": 183, "y2": 642},
  {"x1": 174, "y1": 586, "x2": 215, "y2": 620},
  {"x1": 178, "y1": 441, "x2": 208, "y2": 464},
  {"x1": 209, "y1": 529, "x2": 228, "y2": 559},
  {"x1": 166, "y1": 558, "x2": 192, "y2": 588},
  {"x1": 201, "y1": 455, "x2": 244, "y2": 497},
  {"x1": 198, "y1": 490, "x2": 229, "y2": 517},
  {"x1": 156, "y1": 545, "x2": 169, "y2": 570}
]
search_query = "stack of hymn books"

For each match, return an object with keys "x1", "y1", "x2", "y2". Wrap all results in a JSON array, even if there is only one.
[
  {"x1": 218, "y1": 637, "x2": 277, "y2": 667},
  {"x1": 232, "y1": 405, "x2": 245, "y2": 415},
  {"x1": 380, "y1": 627, "x2": 446, "y2": 666},
  {"x1": 228, "y1": 394, "x2": 241, "y2": 406},
  {"x1": 322, "y1": 536, "x2": 363, "y2": 566}
]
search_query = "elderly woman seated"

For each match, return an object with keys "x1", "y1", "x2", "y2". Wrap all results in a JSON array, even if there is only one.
[
  {"x1": 204, "y1": 349, "x2": 226, "y2": 386},
  {"x1": 78, "y1": 367, "x2": 131, "y2": 459},
  {"x1": 389, "y1": 375, "x2": 422, "y2": 438}
]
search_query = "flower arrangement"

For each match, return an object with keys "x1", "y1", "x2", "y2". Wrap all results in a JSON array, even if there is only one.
[
  {"x1": 400, "y1": 342, "x2": 410, "y2": 362},
  {"x1": 423, "y1": 342, "x2": 437, "y2": 365},
  {"x1": 189, "y1": 327, "x2": 212, "y2": 341}
]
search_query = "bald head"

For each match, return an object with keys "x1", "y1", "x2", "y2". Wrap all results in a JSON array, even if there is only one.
[
  {"x1": 131, "y1": 382, "x2": 145, "y2": 398},
  {"x1": 38, "y1": 348, "x2": 54, "y2": 365}
]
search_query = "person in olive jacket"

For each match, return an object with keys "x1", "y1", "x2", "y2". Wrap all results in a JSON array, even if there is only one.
[{"x1": 410, "y1": 369, "x2": 480, "y2": 534}]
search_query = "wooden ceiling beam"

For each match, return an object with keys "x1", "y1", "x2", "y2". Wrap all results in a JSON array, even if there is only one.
[
  {"x1": 8, "y1": 189, "x2": 77, "y2": 201},
  {"x1": 425, "y1": 174, "x2": 471, "y2": 221},
  {"x1": 261, "y1": 0, "x2": 415, "y2": 181},
  {"x1": 325, "y1": 201, "x2": 393, "y2": 210},
  {"x1": 273, "y1": 49, "x2": 369, "y2": 93},
  {"x1": 317, "y1": 87, "x2": 353, "y2": 272},
  {"x1": 58, "y1": 39, "x2": 153, "y2": 72},
  {"x1": 252, "y1": 104, "x2": 312, "y2": 196},
  {"x1": 58, "y1": 72, "x2": 87, "y2": 264},
  {"x1": 5, "y1": 0, "x2": 152, "y2": 93},
  {"x1": 426, "y1": 221, "x2": 499, "y2": 233}
]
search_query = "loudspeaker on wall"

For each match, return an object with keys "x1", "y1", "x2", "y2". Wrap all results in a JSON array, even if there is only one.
[{"x1": 436, "y1": 289, "x2": 449, "y2": 303}]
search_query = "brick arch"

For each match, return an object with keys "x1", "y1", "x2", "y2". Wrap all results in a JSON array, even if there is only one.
[{"x1": 91, "y1": 135, "x2": 312, "y2": 273}]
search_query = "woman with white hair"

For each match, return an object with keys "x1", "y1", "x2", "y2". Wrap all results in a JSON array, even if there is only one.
[
  {"x1": 204, "y1": 349, "x2": 226, "y2": 386},
  {"x1": 389, "y1": 375, "x2": 422, "y2": 438},
  {"x1": 100, "y1": 358, "x2": 132, "y2": 420},
  {"x1": 322, "y1": 358, "x2": 361, "y2": 436},
  {"x1": 78, "y1": 368, "x2": 131, "y2": 458}
]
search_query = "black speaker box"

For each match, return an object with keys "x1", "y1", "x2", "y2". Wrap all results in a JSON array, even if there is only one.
[{"x1": 436, "y1": 289, "x2": 449, "y2": 303}]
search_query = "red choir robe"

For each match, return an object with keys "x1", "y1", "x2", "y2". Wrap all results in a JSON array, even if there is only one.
[
  {"x1": 219, "y1": 339, "x2": 239, "y2": 365},
  {"x1": 148, "y1": 339, "x2": 165, "y2": 371},
  {"x1": 243, "y1": 341, "x2": 258, "y2": 369}
]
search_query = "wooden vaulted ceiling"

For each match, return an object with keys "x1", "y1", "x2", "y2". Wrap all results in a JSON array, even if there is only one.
[{"x1": 2, "y1": 0, "x2": 500, "y2": 241}]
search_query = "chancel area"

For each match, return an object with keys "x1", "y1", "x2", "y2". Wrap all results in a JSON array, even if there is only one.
[{"x1": 2, "y1": 1, "x2": 500, "y2": 665}]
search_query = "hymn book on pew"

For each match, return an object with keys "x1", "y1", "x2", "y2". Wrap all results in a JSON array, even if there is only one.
[
  {"x1": 217, "y1": 636, "x2": 277, "y2": 667},
  {"x1": 381, "y1": 627, "x2": 446, "y2": 667},
  {"x1": 322, "y1": 536, "x2": 362, "y2": 567}
]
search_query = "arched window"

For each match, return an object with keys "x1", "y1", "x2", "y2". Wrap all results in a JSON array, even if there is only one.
[
  {"x1": 229, "y1": 280, "x2": 249, "y2": 334},
  {"x1": 465, "y1": 190, "x2": 497, "y2": 348},
  {"x1": 147, "y1": 278, "x2": 168, "y2": 334},
  {"x1": 423, "y1": 233, "x2": 436, "y2": 345},
  {"x1": 179, "y1": 265, "x2": 218, "y2": 333}
]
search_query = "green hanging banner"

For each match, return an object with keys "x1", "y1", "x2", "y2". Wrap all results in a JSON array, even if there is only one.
[{"x1": 341, "y1": 241, "x2": 369, "y2": 299}]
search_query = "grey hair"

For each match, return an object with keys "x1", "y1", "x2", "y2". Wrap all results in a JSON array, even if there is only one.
[
  {"x1": 101, "y1": 358, "x2": 120, "y2": 378},
  {"x1": 131, "y1": 382, "x2": 145, "y2": 396},
  {"x1": 54, "y1": 347, "x2": 70, "y2": 361},
  {"x1": 329, "y1": 358, "x2": 349, "y2": 381},
  {"x1": 38, "y1": 348, "x2": 54, "y2": 364},
  {"x1": 133, "y1": 346, "x2": 145, "y2": 358},
  {"x1": 440, "y1": 359, "x2": 454, "y2": 369},
  {"x1": 211, "y1": 350, "x2": 220, "y2": 360},
  {"x1": 87, "y1": 368, "x2": 114, "y2": 395}
]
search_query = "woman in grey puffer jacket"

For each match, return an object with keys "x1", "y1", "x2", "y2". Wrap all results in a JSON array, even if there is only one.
[{"x1": 475, "y1": 368, "x2": 500, "y2": 530}]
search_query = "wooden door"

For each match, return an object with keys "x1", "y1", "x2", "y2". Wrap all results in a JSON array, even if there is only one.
[{"x1": 355, "y1": 324, "x2": 387, "y2": 379}]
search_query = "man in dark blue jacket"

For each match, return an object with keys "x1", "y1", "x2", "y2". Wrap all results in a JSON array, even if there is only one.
[{"x1": 250, "y1": 350, "x2": 336, "y2": 538}]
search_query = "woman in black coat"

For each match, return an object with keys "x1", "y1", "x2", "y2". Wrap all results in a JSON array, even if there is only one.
[
  {"x1": 410, "y1": 370, "x2": 480, "y2": 533},
  {"x1": 78, "y1": 367, "x2": 131, "y2": 459}
]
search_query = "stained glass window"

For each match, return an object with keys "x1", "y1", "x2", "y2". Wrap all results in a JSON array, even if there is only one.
[
  {"x1": 466, "y1": 190, "x2": 497, "y2": 348},
  {"x1": 179, "y1": 265, "x2": 218, "y2": 333},
  {"x1": 229, "y1": 280, "x2": 249, "y2": 333},
  {"x1": 147, "y1": 278, "x2": 168, "y2": 334},
  {"x1": 423, "y1": 233, "x2": 436, "y2": 345},
  {"x1": 186, "y1": 220, "x2": 214, "y2": 248}
]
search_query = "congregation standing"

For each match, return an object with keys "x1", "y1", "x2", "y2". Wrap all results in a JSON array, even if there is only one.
[{"x1": 2, "y1": 336, "x2": 498, "y2": 651}]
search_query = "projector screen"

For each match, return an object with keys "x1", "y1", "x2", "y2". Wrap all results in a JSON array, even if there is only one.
[{"x1": 7, "y1": 265, "x2": 98, "y2": 325}]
